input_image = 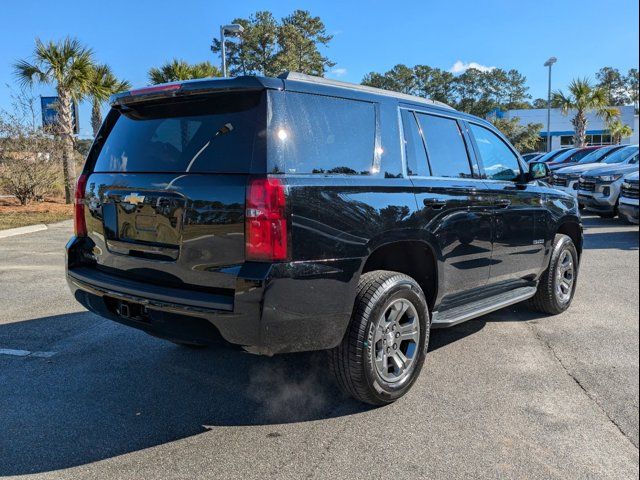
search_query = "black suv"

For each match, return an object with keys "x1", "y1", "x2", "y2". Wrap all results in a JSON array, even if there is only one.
[{"x1": 67, "y1": 73, "x2": 583, "y2": 405}]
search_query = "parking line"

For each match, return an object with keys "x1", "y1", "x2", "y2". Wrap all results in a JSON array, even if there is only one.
[{"x1": 0, "y1": 348, "x2": 56, "y2": 358}]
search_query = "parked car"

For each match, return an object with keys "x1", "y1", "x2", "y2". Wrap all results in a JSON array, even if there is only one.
[
  {"x1": 619, "y1": 171, "x2": 639, "y2": 224},
  {"x1": 522, "y1": 152, "x2": 544, "y2": 162},
  {"x1": 66, "y1": 73, "x2": 583, "y2": 405},
  {"x1": 550, "y1": 145, "x2": 627, "y2": 198},
  {"x1": 548, "y1": 146, "x2": 601, "y2": 171},
  {"x1": 578, "y1": 146, "x2": 640, "y2": 217},
  {"x1": 532, "y1": 147, "x2": 572, "y2": 164}
]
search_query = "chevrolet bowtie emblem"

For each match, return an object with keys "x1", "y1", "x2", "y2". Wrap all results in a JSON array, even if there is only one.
[{"x1": 122, "y1": 193, "x2": 145, "y2": 205}]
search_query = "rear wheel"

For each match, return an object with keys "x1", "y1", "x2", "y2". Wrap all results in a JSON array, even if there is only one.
[
  {"x1": 329, "y1": 270, "x2": 430, "y2": 405},
  {"x1": 529, "y1": 234, "x2": 579, "y2": 315}
]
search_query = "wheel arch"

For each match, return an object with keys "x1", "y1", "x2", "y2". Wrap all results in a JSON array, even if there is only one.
[
  {"x1": 360, "y1": 239, "x2": 439, "y2": 311},
  {"x1": 556, "y1": 220, "x2": 583, "y2": 257}
]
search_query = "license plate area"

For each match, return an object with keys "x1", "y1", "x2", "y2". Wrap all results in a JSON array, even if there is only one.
[{"x1": 102, "y1": 190, "x2": 186, "y2": 259}]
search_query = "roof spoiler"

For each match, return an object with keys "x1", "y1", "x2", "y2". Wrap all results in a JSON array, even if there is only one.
[{"x1": 110, "y1": 76, "x2": 282, "y2": 106}]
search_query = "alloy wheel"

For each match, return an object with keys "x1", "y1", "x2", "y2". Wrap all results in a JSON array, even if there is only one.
[{"x1": 372, "y1": 298, "x2": 420, "y2": 383}]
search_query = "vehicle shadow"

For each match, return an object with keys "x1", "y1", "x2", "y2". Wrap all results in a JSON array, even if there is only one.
[
  {"x1": 0, "y1": 312, "x2": 368, "y2": 475},
  {"x1": 0, "y1": 305, "x2": 540, "y2": 475}
]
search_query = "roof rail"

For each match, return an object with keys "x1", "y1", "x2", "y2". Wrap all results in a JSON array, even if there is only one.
[{"x1": 278, "y1": 71, "x2": 454, "y2": 110}]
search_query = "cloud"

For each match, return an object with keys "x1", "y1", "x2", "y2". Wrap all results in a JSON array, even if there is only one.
[
  {"x1": 450, "y1": 60, "x2": 496, "y2": 74},
  {"x1": 329, "y1": 67, "x2": 348, "y2": 77}
]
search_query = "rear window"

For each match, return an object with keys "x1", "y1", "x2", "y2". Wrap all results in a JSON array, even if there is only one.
[
  {"x1": 92, "y1": 92, "x2": 265, "y2": 173},
  {"x1": 268, "y1": 91, "x2": 376, "y2": 175}
]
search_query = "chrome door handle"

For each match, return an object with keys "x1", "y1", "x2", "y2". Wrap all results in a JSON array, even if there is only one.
[{"x1": 494, "y1": 199, "x2": 511, "y2": 208}]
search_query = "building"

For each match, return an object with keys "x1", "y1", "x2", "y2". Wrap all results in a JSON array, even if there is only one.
[{"x1": 504, "y1": 105, "x2": 638, "y2": 150}]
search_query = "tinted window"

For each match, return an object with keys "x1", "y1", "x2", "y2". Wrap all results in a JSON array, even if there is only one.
[
  {"x1": 93, "y1": 92, "x2": 264, "y2": 173},
  {"x1": 269, "y1": 92, "x2": 375, "y2": 175},
  {"x1": 401, "y1": 110, "x2": 429, "y2": 176},
  {"x1": 470, "y1": 123, "x2": 521, "y2": 181},
  {"x1": 416, "y1": 113, "x2": 472, "y2": 178}
]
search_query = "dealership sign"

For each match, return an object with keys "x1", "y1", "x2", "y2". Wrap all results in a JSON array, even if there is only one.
[{"x1": 40, "y1": 96, "x2": 79, "y2": 134}]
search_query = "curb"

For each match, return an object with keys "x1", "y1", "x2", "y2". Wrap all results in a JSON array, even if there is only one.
[{"x1": 0, "y1": 223, "x2": 48, "y2": 239}]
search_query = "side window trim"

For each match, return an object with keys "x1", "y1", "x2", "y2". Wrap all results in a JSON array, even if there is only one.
[
  {"x1": 412, "y1": 110, "x2": 433, "y2": 176},
  {"x1": 398, "y1": 107, "x2": 432, "y2": 177},
  {"x1": 456, "y1": 120, "x2": 482, "y2": 178},
  {"x1": 465, "y1": 120, "x2": 524, "y2": 182}
]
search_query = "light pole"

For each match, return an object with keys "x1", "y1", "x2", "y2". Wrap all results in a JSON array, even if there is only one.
[
  {"x1": 544, "y1": 57, "x2": 557, "y2": 152},
  {"x1": 219, "y1": 24, "x2": 244, "y2": 78}
]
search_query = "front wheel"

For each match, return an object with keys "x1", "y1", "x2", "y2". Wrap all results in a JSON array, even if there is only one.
[
  {"x1": 329, "y1": 270, "x2": 430, "y2": 405},
  {"x1": 529, "y1": 234, "x2": 579, "y2": 315}
]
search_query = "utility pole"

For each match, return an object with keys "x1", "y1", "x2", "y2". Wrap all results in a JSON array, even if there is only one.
[{"x1": 544, "y1": 57, "x2": 558, "y2": 152}]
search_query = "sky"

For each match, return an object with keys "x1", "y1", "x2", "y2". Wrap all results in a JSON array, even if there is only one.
[{"x1": 0, "y1": 0, "x2": 638, "y2": 138}]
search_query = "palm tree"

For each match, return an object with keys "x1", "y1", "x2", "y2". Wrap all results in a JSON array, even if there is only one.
[
  {"x1": 552, "y1": 78, "x2": 618, "y2": 148},
  {"x1": 14, "y1": 37, "x2": 94, "y2": 203},
  {"x1": 606, "y1": 119, "x2": 634, "y2": 144},
  {"x1": 148, "y1": 59, "x2": 221, "y2": 85},
  {"x1": 87, "y1": 64, "x2": 130, "y2": 137}
]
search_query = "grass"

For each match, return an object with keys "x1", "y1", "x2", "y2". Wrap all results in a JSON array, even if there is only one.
[{"x1": 0, "y1": 197, "x2": 73, "y2": 230}]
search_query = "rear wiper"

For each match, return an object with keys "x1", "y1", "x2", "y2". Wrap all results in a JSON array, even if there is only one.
[{"x1": 185, "y1": 123, "x2": 234, "y2": 172}]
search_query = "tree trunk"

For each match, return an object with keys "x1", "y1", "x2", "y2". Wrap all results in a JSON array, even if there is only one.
[
  {"x1": 572, "y1": 110, "x2": 588, "y2": 147},
  {"x1": 91, "y1": 98, "x2": 102, "y2": 138},
  {"x1": 56, "y1": 88, "x2": 77, "y2": 204}
]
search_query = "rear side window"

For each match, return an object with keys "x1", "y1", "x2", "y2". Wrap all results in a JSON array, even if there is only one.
[
  {"x1": 416, "y1": 113, "x2": 472, "y2": 178},
  {"x1": 92, "y1": 92, "x2": 265, "y2": 173},
  {"x1": 470, "y1": 123, "x2": 521, "y2": 181},
  {"x1": 269, "y1": 92, "x2": 375, "y2": 175},
  {"x1": 401, "y1": 110, "x2": 429, "y2": 176}
]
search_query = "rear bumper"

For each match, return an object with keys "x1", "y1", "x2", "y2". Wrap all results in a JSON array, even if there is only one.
[{"x1": 67, "y1": 237, "x2": 360, "y2": 355}]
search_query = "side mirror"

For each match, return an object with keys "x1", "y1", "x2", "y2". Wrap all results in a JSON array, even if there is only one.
[{"x1": 529, "y1": 161, "x2": 550, "y2": 181}]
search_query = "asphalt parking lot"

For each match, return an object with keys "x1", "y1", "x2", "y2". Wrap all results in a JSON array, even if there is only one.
[{"x1": 0, "y1": 216, "x2": 638, "y2": 479}]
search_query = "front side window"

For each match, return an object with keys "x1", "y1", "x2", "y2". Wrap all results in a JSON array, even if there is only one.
[
  {"x1": 268, "y1": 91, "x2": 375, "y2": 175},
  {"x1": 416, "y1": 113, "x2": 472, "y2": 178},
  {"x1": 470, "y1": 124, "x2": 521, "y2": 181}
]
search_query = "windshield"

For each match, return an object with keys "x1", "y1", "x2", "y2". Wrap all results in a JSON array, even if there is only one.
[
  {"x1": 578, "y1": 146, "x2": 617, "y2": 164},
  {"x1": 568, "y1": 149, "x2": 599, "y2": 163},
  {"x1": 551, "y1": 148, "x2": 578, "y2": 163},
  {"x1": 536, "y1": 149, "x2": 570, "y2": 163},
  {"x1": 92, "y1": 92, "x2": 265, "y2": 173},
  {"x1": 602, "y1": 146, "x2": 639, "y2": 164}
]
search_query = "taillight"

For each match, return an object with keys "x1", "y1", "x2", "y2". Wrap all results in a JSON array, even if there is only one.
[
  {"x1": 74, "y1": 174, "x2": 88, "y2": 237},
  {"x1": 245, "y1": 177, "x2": 288, "y2": 261}
]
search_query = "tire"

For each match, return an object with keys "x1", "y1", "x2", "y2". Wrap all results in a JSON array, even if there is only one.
[
  {"x1": 529, "y1": 234, "x2": 579, "y2": 315},
  {"x1": 329, "y1": 270, "x2": 430, "y2": 405}
]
